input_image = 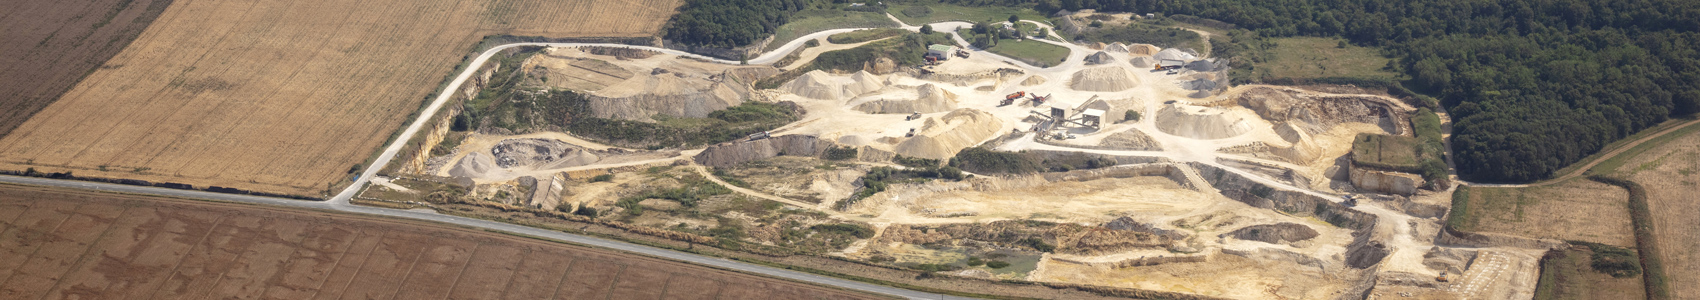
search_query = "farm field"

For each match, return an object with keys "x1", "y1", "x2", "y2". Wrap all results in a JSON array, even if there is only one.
[
  {"x1": 0, "y1": 0, "x2": 683, "y2": 197},
  {"x1": 0, "y1": 0, "x2": 175, "y2": 138},
  {"x1": 0, "y1": 183, "x2": 886, "y2": 300},
  {"x1": 1616, "y1": 127, "x2": 1700, "y2": 299},
  {"x1": 1452, "y1": 179, "x2": 1635, "y2": 247}
]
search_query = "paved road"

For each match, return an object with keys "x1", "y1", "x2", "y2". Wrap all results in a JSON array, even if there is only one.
[{"x1": 0, "y1": 174, "x2": 975, "y2": 300}]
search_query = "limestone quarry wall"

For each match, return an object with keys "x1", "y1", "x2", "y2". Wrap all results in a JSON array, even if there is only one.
[
  {"x1": 587, "y1": 92, "x2": 739, "y2": 120},
  {"x1": 692, "y1": 135, "x2": 830, "y2": 167},
  {"x1": 397, "y1": 66, "x2": 492, "y2": 175},
  {"x1": 1189, "y1": 162, "x2": 1377, "y2": 230},
  {"x1": 1349, "y1": 163, "x2": 1422, "y2": 195}
]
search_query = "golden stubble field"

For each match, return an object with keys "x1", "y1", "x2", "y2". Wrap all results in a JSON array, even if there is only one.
[
  {"x1": 0, "y1": 184, "x2": 883, "y2": 300},
  {"x1": 1618, "y1": 129, "x2": 1700, "y2": 299},
  {"x1": 1461, "y1": 179, "x2": 1636, "y2": 247},
  {"x1": 0, "y1": 0, "x2": 681, "y2": 196}
]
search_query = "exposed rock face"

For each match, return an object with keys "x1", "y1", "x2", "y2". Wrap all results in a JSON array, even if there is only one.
[
  {"x1": 692, "y1": 135, "x2": 830, "y2": 167},
  {"x1": 1349, "y1": 163, "x2": 1422, "y2": 195},
  {"x1": 1221, "y1": 223, "x2": 1320, "y2": 246},
  {"x1": 1344, "y1": 233, "x2": 1391, "y2": 269},
  {"x1": 864, "y1": 57, "x2": 898, "y2": 74},
  {"x1": 1236, "y1": 87, "x2": 1409, "y2": 134}
]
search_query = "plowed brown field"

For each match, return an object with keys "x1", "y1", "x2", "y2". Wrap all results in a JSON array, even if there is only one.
[
  {"x1": 0, "y1": 0, "x2": 174, "y2": 137},
  {"x1": 0, "y1": 0, "x2": 681, "y2": 196},
  {"x1": 0, "y1": 183, "x2": 885, "y2": 300}
]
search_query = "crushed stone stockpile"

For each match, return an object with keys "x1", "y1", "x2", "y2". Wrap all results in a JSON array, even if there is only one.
[
  {"x1": 853, "y1": 83, "x2": 959, "y2": 114},
  {"x1": 1102, "y1": 128, "x2": 1163, "y2": 151},
  {"x1": 1068, "y1": 67, "x2": 1141, "y2": 92},
  {"x1": 781, "y1": 70, "x2": 885, "y2": 101},
  {"x1": 1156, "y1": 103, "x2": 1254, "y2": 140},
  {"x1": 894, "y1": 109, "x2": 1003, "y2": 160},
  {"x1": 1106, "y1": 43, "x2": 1130, "y2": 53},
  {"x1": 1130, "y1": 56, "x2": 1154, "y2": 68},
  {"x1": 1084, "y1": 51, "x2": 1115, "y2": 65},
  {"x1": 490, "y1": 138, "x2": 601, "y2": 169},
  {"x1": 1128, "y1": 44, "x2": 1160, "y2": 56}
]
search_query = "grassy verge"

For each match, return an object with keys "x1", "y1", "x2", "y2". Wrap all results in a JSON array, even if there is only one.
[
  {"x1": 1446, "y1": 185, "x2": 1473, "y2": 231},
  {"x1": 766, "y1": 10, "x2": 899, "y2": 52},
  {"x1": 1533, "y1": 242, "x2": 1647, "y2": 300},
  {"x1": 1584, "y1": 117, "x2": 1700, "y2": 176},
  {"x1": 1588, "y1": 175, "x2": 1671, "y2": 299},
  {"x1": 828, "y1": 28, "x2": 908, "y2": 44},
  {"x1": 885, "y1": 4, "x2": 1048, "y2": 25}
]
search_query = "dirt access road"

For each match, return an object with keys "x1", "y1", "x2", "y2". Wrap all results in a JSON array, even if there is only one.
[{"x1": 0, "y1": 182, "x2": 887, "y2": 300}]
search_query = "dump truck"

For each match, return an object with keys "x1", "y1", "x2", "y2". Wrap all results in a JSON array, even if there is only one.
[
  {"x1": 1005, "y1": 91, "x2": 1026, "y2": 101},
  {"x1": 747, "y1": 131, "x2": 770, "y2": 141},
  {"x1": 955, "y1": 49, "x2": 971, "y2": 58},
  {"x1": 906, "y1": 112, "x2": 922, "y2": 121}
]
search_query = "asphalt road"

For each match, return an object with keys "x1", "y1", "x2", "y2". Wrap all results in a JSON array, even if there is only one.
[{"x1": 0, "y1": 175, "x2": 979, "y2": 300}]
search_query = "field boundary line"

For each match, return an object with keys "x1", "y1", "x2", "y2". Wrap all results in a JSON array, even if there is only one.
[
  {"x1": 331, "y1": 230, "x2": 388, "y2": 300},
  {"x1": 0, "y1": 202, "x2": 85, "y2": 288},
  {"x1": 440, "y1": 243, "x2": 482, "y2": 300},
  {"x1": 387, "y1": 238, "x2": 431, "y2": 300},
  {"x1": 493, "y1": 247, "x2": 532, "y2": 299},
  {"x1": 304, "y1": 229, "x2": 369, "y2": 299},
  {"x1": 547, "y1": 255, "x2": 579, "y2": 300},
  {"x1": 143, "y1": 212, "x2": 229, "y2": 300},
  {"x1": 35, "y1": 205, "x2": 133, "y2": 300}
]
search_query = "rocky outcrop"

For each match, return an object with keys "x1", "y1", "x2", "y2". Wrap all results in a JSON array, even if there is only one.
[
  {"x1": 1221, "y1": 223, "x2": 1319, "y2": 246},
  {"x1": 1349, "y1": 163, "x2": 1422, "y2": 195},
  {"x1": 692, "y1": 135, "x2": 831, "y2": 167},
  {"x1": 1344, "y1": 231, "x2": 1391, "y2": 269}
]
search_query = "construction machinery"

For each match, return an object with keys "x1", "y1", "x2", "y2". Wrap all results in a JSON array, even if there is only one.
[
  {"x1": 955, "y1": 49, "x2": 971, "y2": 58},
  {"x1": 746, "y1": 131, "x2": 770, "y2": 141},
  {"x1": 1028, "y1": 93, "x2": 1050, "y2": 106},
  {"x1": 1436, "y1": 272, "x2": 1450, "y2": 283},
  {"x1": 906, "y1": 112, "x2": 922, "y2": 121},
  {"x1": 1005, "y1": 91, "x2": 1026, "y2": 102}
]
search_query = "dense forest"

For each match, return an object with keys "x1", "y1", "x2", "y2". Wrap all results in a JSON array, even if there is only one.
[
  {"x1": 907, "y1": 0, "x2": 1700, "y2": 183},
  {"x1": 664, "y1": 0, "x2": 820, "y2": 48}
]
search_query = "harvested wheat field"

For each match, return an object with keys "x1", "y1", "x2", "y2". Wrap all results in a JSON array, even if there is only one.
[
  {"x1": 1458, "y1": 179, "x2": 1635, "y2": 247},
  {"x1": 0, "y1": 0, "x2": 682, "y2": 197},
  {"x1": 1619, "y1": 129, "x2": 1700, "y2": 299},
  {"x1": 0, "y1": 183, "x2": 884, "y2": 300},
  {"x1": 0, "y1": 0, "x2": 175, "y2": 137}
]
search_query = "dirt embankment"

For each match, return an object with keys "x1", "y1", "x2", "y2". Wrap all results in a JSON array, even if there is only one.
[
  {"x1": 1189, "y1": 162, "x2": 1377, "y2": 230},
  {"x1": 692, "y1": 135, "x2": 832, "y2": 167},
  {"x1": 1221, "y1": 223, "x2": 1321, "y2": 246}
]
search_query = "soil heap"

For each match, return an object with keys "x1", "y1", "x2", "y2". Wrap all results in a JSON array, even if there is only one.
[
  {"x1": 1156, "y1": 103, "x2": 1254, "y2": 139},
  {"x1": 1020, "y1": 75, "x2": 1048, "y2": 86},
  {"x1": 781, "y1": 70, "x2": 884, "y2": 101},
  {"x1": 587, "y1": 67, "x2": 754, "y2": 121},
  {"x1": 1068, "y1": 67, "x2": 1140, "y2": 92},
  {"x1": 1221, "y1": 223, "x2": 1320, "y2": 246},
  {"x1": 1106, "y1": 43, "x2": 1130, "y2": 53},
  {"x1": 894, "y1": 109, "x2": 1003, "y2": 159},
  {"x1": 853, "y1": 83, "x2": 959, "y2": 114},
  {"x1": 1130, "y1": 56, "x2": 1154, "y2": 68},
  {"x1": 1084, "y1": 51, "x2": 1115, "y2": 65}
]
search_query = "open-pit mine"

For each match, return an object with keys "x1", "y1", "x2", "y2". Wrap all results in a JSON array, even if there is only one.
[{"x1": 357, "y1": 20, "x2": 1536, "y2": 300}]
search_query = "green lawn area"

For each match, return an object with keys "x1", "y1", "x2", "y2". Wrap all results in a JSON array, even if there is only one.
[
  {"x1": 986, "y1": 39, "x2": 1069, "y2": 67},
  {"x1": 766, "y1": 10, "x2": 900, "y2": 51},
  {"x1": 886, "y1": 4, "x2": 1049, "y2": 26},
  {"x1": 1254, "y1": 37, "x2": 1399, "y2": 80},
  {"x1": 955, "y1": 27, "x2": 1069, "y2": 67}
]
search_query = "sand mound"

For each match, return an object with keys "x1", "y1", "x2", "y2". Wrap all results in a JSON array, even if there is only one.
[
  {"x1": 781, "y1": 70, "x2": 847, "y2": 100},
  {"x1": 852, "y1": 84, "x2": 958, "y2": 114},
  {"x1": 1156, "y1": 104, "x2": 1254, "y2": 139},
  {"x1": 1069, "y1": 67, "x2": 1140, "y2": 92},
  {"x1": 837, "y1": 135, "x2": 870, "y2": 146},
  {"x1": 1106, "y1": 43, "x2": 1130, "y2": 53},
  {"x1": 781, "y1": 70, "x2": 884, "y2": 101},
  {"x1": 1129, "y1": 44, "x2": 1159, "y2": 55},
  {"x1": 1084, "y1": 51, "x2": 1115, "y2": 65},
  {"x1": 848, "y1": 70, "x2": 886, "y2": 94},
  {"x1": 1130, "y1": 57, "x2": 1154, "y2": 68},
  {"x1": 894, "y1": 109, "x2": 1003, "y2": 159},
  {"x1": 1153, "y1": 48, "x2": 1196, "y2": 61},
  {"x1": 1020, "y1": 75, "x2": 1048, "y2": 86},
  {"x1": 1102, "y1": 128, "x2": 1162, "y2": 151}
]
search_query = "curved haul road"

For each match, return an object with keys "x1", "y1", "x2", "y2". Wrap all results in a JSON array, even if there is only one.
[{"x1": 0, "y1": 175, "x2": 974, "y2": 300}]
